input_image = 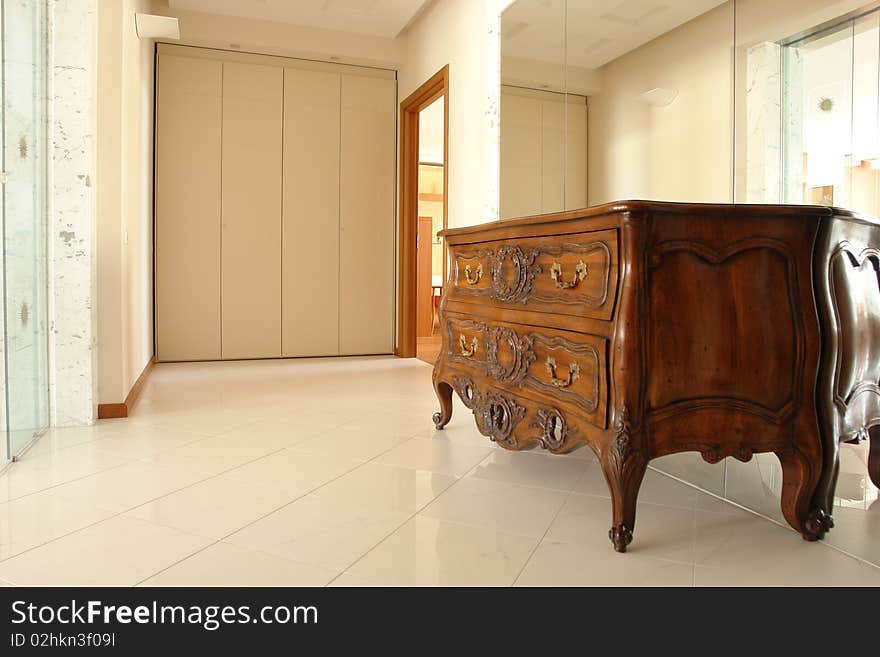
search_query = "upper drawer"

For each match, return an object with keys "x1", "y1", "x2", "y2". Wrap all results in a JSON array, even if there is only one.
[{"x1": 448, "y1": 229, "x2": 618, "y2": 321}]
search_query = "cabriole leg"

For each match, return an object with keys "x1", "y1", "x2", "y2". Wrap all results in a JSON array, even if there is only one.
[
  {"x1": 599, "y1": 409, "x2": 647, "y2": 553},
  {"x1": 432, "y1": 379, "x2": 453, "y2": 430},
  {"x1": 776, "y1": 447, "x2": 827, "y2": 541}
]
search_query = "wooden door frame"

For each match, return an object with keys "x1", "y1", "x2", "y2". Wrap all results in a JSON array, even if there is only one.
[{"x1": 397, "y1": 65, "x2": 449, "y2": 358}]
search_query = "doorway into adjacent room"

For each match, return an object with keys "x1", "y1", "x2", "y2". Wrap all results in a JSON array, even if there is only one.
[
  {"x1": 397, "y1": 66, "x2": 448, "y2": 363},
  {"x1": 415, "y1": 99, "x2": 445, "y2": 365}
]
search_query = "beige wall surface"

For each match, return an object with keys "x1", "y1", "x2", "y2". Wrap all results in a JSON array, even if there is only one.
[
  {"x1": 587, "y1": 3, "x2": 734, "y2": 206},
  {"x1": 398, "y1": 0, "x2": 512, "y2": 230},
  {"x1": 96, "y1": 0, "x2": 155, "y2": 404}
]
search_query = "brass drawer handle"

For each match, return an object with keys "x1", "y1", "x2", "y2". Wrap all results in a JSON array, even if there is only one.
[
  {"x1": 546, "y1": 357, "x2": 579, "y2": 388},
  {"x1": 464, "y1": 263, "x2": 483, "y2": 285},
  {"x1": 459, "y1": 335, "x2": 479, "y2": 358},
  {"x1": 550, "y1": 261, "x2": 588, "y2": 289}
]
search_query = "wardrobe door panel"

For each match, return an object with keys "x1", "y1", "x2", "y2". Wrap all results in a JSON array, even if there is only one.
[
  {"x1": 500, "y1": 90, "x2": 542, "y2": 220},
  {"x1": 282, "y1": 68, "x2": 340, "y2": 357},
  {"x1": 221, "y1": 62, "x2": 283, "y2": 359},
  {"x1": 155, "y1": 54, "x2": 222, "y2": 361},
  {"x1": 541, "y1": 98, "x2": 565, "y2": 214},
  {"x1": 339, "y1": 75, "x2": 395, "y2": 355},
  {"x1": 565, "y1": 99, "x2": 588, "y2": 211}
]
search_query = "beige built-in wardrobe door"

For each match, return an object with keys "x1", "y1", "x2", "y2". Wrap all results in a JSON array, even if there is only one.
[
  {"x1": 282, "y1": 68, "x2": 340, "y2": 357},
  {"x1": 338, "y1": 74, "x2": 395, "y2": 355},
  {"x1": 500, "y1": 90, "x2": 542, "y2": 220},
  {"x1": 155, "y1": 54, "x2": 222, "y2": 361},
  {"x1": 541, "y1": 99, "x2": 566, "y2": 213},
  {"x1": 221, "y1": 62, "x2": 283, "y2": 359}
]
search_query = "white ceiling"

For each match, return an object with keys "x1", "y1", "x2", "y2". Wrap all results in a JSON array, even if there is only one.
[
  {"x1": 168, "y1": 0, "x2": 432, "y2": 38},
  {"x1": 502, "y1": 0, "x2": 728, "y2": 69}
]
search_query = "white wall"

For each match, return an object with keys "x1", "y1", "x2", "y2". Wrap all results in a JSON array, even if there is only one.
[
  {"x1": 96, "y1": 0, "x2": 155, "y2": 405},
  {"x1": 398, "y1": 0, "x2": 511, "y2": 228}
]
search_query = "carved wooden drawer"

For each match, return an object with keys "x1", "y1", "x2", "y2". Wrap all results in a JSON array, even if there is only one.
[
  {"x1": 447, "y1": 377, "x2": 585, "y2": 454},
  {"x1": 450, "y1": 229, "x2": 618, "y2": 321},
  {"x1": 443, "y1": 316, "x2": 607, "y2": 430}
]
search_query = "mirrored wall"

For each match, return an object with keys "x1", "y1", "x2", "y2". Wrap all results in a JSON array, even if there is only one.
[
  {"x1": 1, "y1": 0, "x2": 50, "y2": 464},
  {"x1": 499, "y1": 0, "x2": 879, "y2": 565}
]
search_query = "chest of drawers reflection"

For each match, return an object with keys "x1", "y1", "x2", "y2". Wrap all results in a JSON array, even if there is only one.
[{"x1": 431, "y1": 201, "x2": 880, "y2": 552}]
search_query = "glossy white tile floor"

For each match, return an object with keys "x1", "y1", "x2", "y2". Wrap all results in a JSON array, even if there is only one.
[{"x1": 0, "y1": 357, "x2": 878, "y2": 586}]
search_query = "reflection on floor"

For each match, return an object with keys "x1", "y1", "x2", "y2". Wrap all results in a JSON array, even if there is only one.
[
  {"x1": 416, "y1": 335, "x2": 441, "y2": 365},
  {"x1": 0, "y1": 357, "x2": 877, "y2": 586}
]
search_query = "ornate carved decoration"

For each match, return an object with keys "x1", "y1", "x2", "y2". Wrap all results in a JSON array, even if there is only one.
[
  {"x1": 474, "y1": 391, "x2": 527, "y2": 448},
  {"x1": 609, "y1": 406, "x2": 635, "y2": 473},
  {"x1": 489, "y1": 245, "x2": 542, "y2": 304},
  {"x1": 698, "y1": 444, "x2": 755, "y2": 464},
  {"x1": 486, "y1": 326, "x2": 535, "y2": 384},
  {"x1": 451, "y1": 375, "x2": 478, "y2": 410},
  {"x1": 532, "y1": 407, "x2": 573, "y2": 452}
]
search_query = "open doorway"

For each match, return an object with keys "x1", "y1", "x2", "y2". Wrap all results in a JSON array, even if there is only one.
[
  {"x1": 397, "y1": 66, "x2": 448, "y2": 360},
  {"x1": 415, "y1": 99, "x2": 445, "y2": 364}
]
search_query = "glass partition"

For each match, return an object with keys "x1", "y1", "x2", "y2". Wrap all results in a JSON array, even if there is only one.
[
  {"x1": 500, "y1": 0, "x2": 569, "y2": 218},
  {"x1": 733, "y1": 0, "x2": 879, "y2": 565},
  {"x1": 1, "y1": 0, "x2": 50, "y2": 462},
  {"x1": 499, "y1": 0, "x2": 880, "y2": 564}
]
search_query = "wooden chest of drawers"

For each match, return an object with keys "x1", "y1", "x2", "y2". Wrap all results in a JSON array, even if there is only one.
[{"x1": 431, "y1": 201, "x2": 880, "y2": 552}]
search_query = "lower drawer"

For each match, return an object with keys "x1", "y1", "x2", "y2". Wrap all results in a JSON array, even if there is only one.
[{"x1": 442, "y1": 316, "x2": 608, "y2": 430}]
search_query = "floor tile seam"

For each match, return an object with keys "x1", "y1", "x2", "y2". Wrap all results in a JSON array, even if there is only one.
[
  {"x1": 323, "y1": 450, "x2": 502, "y2": 586},
  {"x1": 511, "y1": 486, "x2": 577, "y2": 587},
  {"x1": 1, "y1": 458, "x2": 146, "y2": 505},
  {"x1": 0, "y1": 447, "x2": 304, "y2": 566}
]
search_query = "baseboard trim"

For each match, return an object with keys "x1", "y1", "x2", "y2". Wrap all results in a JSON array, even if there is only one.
[
  {"x1": 97, "y1": 403, "x2": 128, "y2": 419},
  {"x1": 97, "y1": 356, "x2": 156, "y2": 420}
]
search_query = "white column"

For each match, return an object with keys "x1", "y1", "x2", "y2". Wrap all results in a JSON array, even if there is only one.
[
  {"x1": 745, "y1": 41, "x2": 783, "y2": 203},
  {"x1": 47, "y1": 0, "x2": 98, "y2": 426}
]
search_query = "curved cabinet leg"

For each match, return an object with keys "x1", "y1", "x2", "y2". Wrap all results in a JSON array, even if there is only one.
[
  {"x1": 776, "y1": 447, "x2": 828, "y2": 541},
  {"x1": 869, "y1": 426, "x2": 880, "y2": 488},
  {"x1": 432, "y1": 379, "x2": 453, "y2": 430},
  {"x1": 599, "y1": 409, "x2": 647, "y2": 553}
]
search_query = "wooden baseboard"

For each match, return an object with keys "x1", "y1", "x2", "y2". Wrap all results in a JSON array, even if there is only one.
[{"x1": 97, "y1": 356, "x2": 156, "y2": 420}]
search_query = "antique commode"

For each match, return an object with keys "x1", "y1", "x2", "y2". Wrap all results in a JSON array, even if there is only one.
[{"x1": 431, "y1": 201, "x2": 880, "y2": 552}]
